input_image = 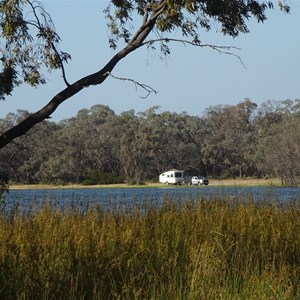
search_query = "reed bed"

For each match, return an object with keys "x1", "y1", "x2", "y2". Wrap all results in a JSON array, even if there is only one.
[{"x1": 0, "y1": 195, "x2": 300, "y2": 299}]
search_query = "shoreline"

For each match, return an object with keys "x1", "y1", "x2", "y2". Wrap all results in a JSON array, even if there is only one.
[{"x1": 9, "y1": 178, "x2": 282, "y2": 190}]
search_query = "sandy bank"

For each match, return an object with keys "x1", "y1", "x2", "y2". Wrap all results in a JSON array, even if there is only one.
[{"x1": 9, "y1": 178, "x2": 281, "y2": 190}]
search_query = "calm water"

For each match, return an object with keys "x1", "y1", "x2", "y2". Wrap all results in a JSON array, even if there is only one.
[{"x1": 2, "y1": 186, "x2": 300, "y2": 213}]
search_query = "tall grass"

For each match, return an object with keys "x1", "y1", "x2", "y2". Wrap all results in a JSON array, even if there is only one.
[{"x1": 0, "y1": 196, "x2": 300, "y2": 299}]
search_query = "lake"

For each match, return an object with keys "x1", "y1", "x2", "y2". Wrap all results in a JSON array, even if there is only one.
[{"x1": 2, "y1": 185, "x2": 300, "y2": 213}]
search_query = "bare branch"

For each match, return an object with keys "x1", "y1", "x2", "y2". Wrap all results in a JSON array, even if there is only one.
[
  {"x1": 28, "y1": 0, "x2": 70, "y2": 86},
  {"x1": 51, "y1": 46, "x2": 71, "y2": 87},
  {"x1": 105, "y1": 72, "x2": 158, "y2": 99},
  {"x1": 142, "y1": 38, "x2": 246, "y2": 68}
]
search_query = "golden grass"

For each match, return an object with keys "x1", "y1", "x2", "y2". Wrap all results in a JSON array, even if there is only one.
[
  {"x1": 0, "y1": 195, "x2": 299, "y2": 299},
  {"x1": 209, "y1": 178, "x2": 282, "y2": 186}
]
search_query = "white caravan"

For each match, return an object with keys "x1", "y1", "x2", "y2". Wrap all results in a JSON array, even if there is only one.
[{"x1": 159, "y1": 170, "x2": 184, "y2": 185}]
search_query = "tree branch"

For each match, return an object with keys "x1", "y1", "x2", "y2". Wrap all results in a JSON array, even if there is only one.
[
  {"x1": 0, "y1": 0, "x2": 247, "y2": 149},
  {"x1": 28, "y1": 0, "x2": 71, "y2": 86},
  {"x1": 0, "y1": 5, "x2": 164, "y2": 149},
  {"x1": 106, "y1": 71, "x2": 158, "y2": 98},
  {"x1": 142, "y1": 37, "x2": 246, "y2": 68}
]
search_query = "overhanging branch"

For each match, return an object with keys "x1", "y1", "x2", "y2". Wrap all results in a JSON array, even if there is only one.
[
  {"x1": 106, "y1": 71, "x2": 158, "y2": 98},
  {"x1": 142, "y1": 38, "x2": 246, "y2": 68},
  {"x1": 0, "y1": 6, "x2": 161, "y2": 149},
  {"x1": 28, "y1": 0, "x2": 71, "y2": 86},
  {"x1": 1, "y1": 0, "x2": 251, "y2": 150}
]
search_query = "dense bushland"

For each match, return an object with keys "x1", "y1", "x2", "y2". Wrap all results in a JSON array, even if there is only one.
[
  {"x1": 0, "y1": 196, "x2": 300, "y2": 299},
  {"x1": 1, "y1": 99, "x2": 300, "y2": 185}
]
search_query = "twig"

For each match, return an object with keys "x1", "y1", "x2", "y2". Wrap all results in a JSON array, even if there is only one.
[
  {"x1": 28, "y1": 0, "x2": 71, "y2": 86},
  {"x1": 105, "y1": 72, "x2": 158, "y2": 98}
]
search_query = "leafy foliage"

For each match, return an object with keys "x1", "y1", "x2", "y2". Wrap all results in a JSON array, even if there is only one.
[
  {"x1": 262, "y1": 118, "x2": 300, "y2": 186},
  {"x1": 0, "y1": 0, "x2": 292, "y2": 175},
  {"x1": 105, "y1": 0, "x2": 289, "y2": 54},
  {"x1": 82, "y1": 170, "x2": 123, "y2": 185},
  {"x1": 0, "y1": 0, "x2": 70, "y2": 100},
  {"x1": 1, "y1": 99, "x2": 299, "y2": 185}
]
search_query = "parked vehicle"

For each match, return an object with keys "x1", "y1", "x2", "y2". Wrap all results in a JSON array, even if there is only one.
[
  {"x1": 159, "y1": 170, "x2": 184, "y2": 185},
  {"x1": 184, "y1": 176, "x2": 209, "y2": 185},
  {"x1": 191, "y1": 176, "x2": 209, "y2": 185}
]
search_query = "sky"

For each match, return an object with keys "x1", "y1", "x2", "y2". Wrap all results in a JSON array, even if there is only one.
[{"x1": 1, "y1": 0, "x2": 300, "y2": 121}]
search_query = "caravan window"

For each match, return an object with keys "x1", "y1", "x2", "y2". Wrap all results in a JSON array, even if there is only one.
[{"x1": 175, "y1": 172, "x2": 183, "y2": 178}]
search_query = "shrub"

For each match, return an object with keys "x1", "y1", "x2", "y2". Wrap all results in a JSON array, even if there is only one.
[{"x1": 82, "y1": 170, "x2": 123, "y2": 185}]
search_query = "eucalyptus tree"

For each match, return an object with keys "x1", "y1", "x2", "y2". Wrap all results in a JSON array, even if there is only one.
[
  {"x1": 118, "y1": 109, "x2": 161, "y2": 184},
  {"x1": 0, "y1": 110, "x2": 34, "y2": 182},
  {"x1": 140, "y1": 108, "x2": 204, "y2": 178},
  {"x1": 228, "y1": 99, "x2": 258, "y2": 177},
  {"x1": 0, "y1": 115, "x2": 64, "y2": 184},
  {"x1": 35, "y1": 115, "x2": 86, "y2": 184},
  {"x1": 155, "y1": 111, "x2": 203, "y2": 173},
  {"x1": 136, "y1": 106, "x2": 165, "y2": 179},
  {"x1": 84, "y1": 105, "x2": 123, "y2": 176},
  {"x1": 262, "y1": 117, "x2": 300, "y2": 186},
  {"x1": 201, "y1": 104, "x2": 230, "y2": 176},
  {"x1": 201, "y1": 99, "x2": 258, "y2": 178},
  {"x1": 70, "y1": 105, "x2": 122, "y2": 178},
  {"x1": 179, "y1": 113, "x2": 207, "y2": 174},
  {"x1": 35, "y1": 105, "x2": 121, "y2": 184},
  {"x1": 0, "y1": 0, "x2": 290, "y2": 150},
  {"x1": 255, "y1": 100, "x2": 287, "y2": 133},
  {"x1": 16, "y1": 120, "x2": 60, "y2": 183},
  {"x1": 254, "y1": 99, "x2": 300, "y2": 180}
]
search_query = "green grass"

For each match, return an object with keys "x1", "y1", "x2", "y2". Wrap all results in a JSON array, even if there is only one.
[{"x1": 0, "y1": 196, "x2": 300, "y2": 299}]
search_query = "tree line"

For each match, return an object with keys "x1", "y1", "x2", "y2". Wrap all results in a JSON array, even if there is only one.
[{"x1": 0, "y1": 98, "x2": 299, "y2": 186}]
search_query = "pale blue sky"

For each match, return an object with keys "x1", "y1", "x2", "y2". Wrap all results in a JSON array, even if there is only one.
[{"x1": 1, "y1": 0, "x2": 300, "y2": 121}]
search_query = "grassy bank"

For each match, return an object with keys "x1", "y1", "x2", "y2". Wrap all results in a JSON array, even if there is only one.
[{"x1": 0, "y1": 195, "x2": 299, "y2": 299}]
